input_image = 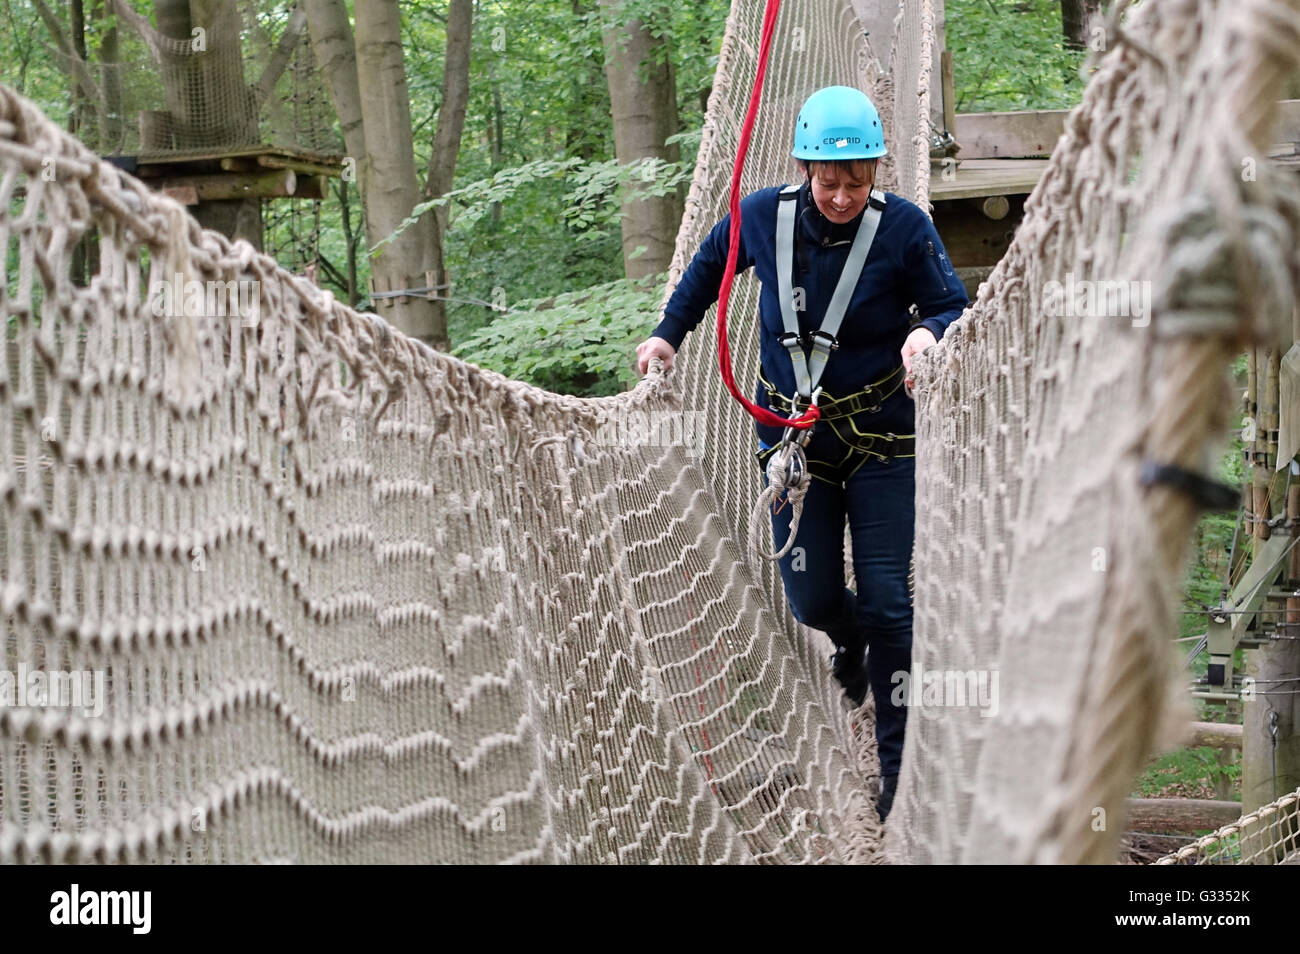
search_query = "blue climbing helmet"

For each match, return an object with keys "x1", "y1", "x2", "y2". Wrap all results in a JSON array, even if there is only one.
[{"x1": 791, "y1": 86, "x2": 887, "y2": 160}]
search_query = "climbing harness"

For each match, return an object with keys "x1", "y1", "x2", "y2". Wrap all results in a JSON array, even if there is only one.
[
  {"x1": 759, "y1": 366, "x2": 904, "y2": 419},
  {"x1": 748, "y1": 182, "x2": 910, "y2": 556},
  {"x1": 774, "y1": 183, "x2": 886, "y2": 401}
]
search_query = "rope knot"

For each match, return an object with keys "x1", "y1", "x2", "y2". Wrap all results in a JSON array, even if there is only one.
[{"x1": 748, "y1": 441, "x2": 813, "y2": 564}]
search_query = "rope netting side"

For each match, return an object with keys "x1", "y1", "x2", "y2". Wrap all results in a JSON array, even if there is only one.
[
  {"x1": 888, "y1": 0, "x2": 1300, "y2": 864},
  {"x1": 1156, "y1": 785, "x2": 1300, "y2": 864}
]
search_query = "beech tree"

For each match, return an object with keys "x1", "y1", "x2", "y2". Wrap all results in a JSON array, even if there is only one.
[
  {"x1": 305, "y1": 0, "x2": 472, "y2": 347},
  {"x1": 598, "y1": 0, "x2": 682, "y2": 281}
]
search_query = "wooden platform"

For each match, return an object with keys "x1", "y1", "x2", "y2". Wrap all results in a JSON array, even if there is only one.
[
  {"x1": 930, "y1": 158, "x2": 1048, "y2": 202},
  {"x1": 132, "y1": 144, "x2": 345, "y2": 175},
  {"x1": 117, "y1": 145, "x2": 346, "y2": 206}
]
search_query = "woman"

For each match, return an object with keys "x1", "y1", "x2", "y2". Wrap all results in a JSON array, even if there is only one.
[{"x1": 633, "y1": 86, "x2": 968, "y2": 820}]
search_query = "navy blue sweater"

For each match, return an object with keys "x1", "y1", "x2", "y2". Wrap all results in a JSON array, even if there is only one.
[{"x1": 652, "y1": 182, "x2": 968, "y2": 445}]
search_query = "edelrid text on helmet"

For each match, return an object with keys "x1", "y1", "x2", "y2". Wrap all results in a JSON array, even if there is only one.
[{"x1": 792, "y1": 86, "x2": 887, "y2": 161}]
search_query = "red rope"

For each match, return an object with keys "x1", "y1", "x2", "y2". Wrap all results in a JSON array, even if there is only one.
[{"x1": 714, "y1": 0, "x2": 819, "y2": 431}]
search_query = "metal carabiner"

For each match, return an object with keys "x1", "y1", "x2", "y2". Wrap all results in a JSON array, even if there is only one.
[{"x1": 779, "y1": 386, "x2": 822, "y2": 448}]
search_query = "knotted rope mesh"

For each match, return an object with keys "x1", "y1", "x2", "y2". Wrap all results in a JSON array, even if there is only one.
[
  {"x1": 1, "y1": 0, "x2": 1298, "y2": 864},
  {"x1": 885, "y1": 0, "x2": 1300, "y2": 864}
]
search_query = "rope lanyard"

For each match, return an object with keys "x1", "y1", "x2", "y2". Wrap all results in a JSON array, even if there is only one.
[{"x1": 713, "y1": 0, "x2": 822, "y2": 432}]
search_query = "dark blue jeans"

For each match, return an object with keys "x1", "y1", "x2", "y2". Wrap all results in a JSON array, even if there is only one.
[{"x1": 767, "y1": 451, "x2": 915, "y2": 778}]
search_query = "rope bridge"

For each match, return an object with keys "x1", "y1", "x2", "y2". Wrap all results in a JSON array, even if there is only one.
[{"x1": 2, "y1": 0, "x2": 1299, "y2": 863}]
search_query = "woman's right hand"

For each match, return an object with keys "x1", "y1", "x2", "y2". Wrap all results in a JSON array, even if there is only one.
[{"x1": 635, "y1": 336, "x2": 676, "y2": 375}]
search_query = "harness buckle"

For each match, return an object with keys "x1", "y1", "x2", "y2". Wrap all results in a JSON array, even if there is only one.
[
  {"x1": 777, "y1": 331, "x2": 806, "y2": 350},
  {"x1": 808, "y1": 329, "x2": 839, "y2": 352},
  {"x1": 858, "y1": 386, "x2": 881, "y2": 414}
]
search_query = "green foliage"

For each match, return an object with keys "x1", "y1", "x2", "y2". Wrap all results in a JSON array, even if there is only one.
[
  {"x1": 947, "y1": 0, "x2": 1089, "y2": 112},
  {"x1": 373, "y1": 157, "x2": 584, "y2": 253},
  {"x1": 1134, "y1": 746, "x2": 1241, "y2": 802},
  {"x1": 452, "y1": 273, "x2": 664, "y2": 397},
  {"x1": 375, "y1": 131, "x2": 698, "y2": 255},
  {"x1": 564, "y1": 133, "x2": 699, "y2": 241}
]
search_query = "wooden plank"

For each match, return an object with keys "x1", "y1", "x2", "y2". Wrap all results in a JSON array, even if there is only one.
[
  {"x1": 135, "y1": 144, "x2": 344, "y2": 168},
  {"x1": 1126, "y1": 798, "x2": 1241, "y2": 834},
  {"x1": 1204, "y1": 531, "x2": 1294, "y2": 688},
  {"x1": 952, "y1": 100, "x2": 1298, "y2": 161},
  {"x1": 930, "y1": 158, "x2": 1048, "y2": 201},
  {"x1": 941, "y1": 50, "x2": 956, "y2": 134},
  {"x1": 256, "y1": 154, "x2": 345, "y2": 178},
  {"x1": 160, "y1": 185, "x2": 198, "y2": 206},
  {"x1": 954, "y1": 110, "x2": 1067, "y2": 159},
  {"x1": 1184, "y1": 721, "x2": 1244, "y2": 750},
  {"x1": 1228, "y1": 532, "x2": 1293, "y2": 643},
  {"x1": 152, "y1": 168, "x2": 297, "y2": 202}
]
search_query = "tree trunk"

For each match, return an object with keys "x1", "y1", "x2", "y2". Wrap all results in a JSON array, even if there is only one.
[
  {"x1": 154, "y1": 0, "x2": 191, "y2": 140},
  {"x1": 352, "y1": 0, "x2": 443, "y2": 346},
  {"x1": 302, "y1": 0, "x2": 367, "y2": 182},
  {"x1": 183, "y1": 0, "x2": 260, "y2": 248},
  {"x1": 1061, "y1": 0, "x2": 1102, "y2": 51},
  {"x1": 598, "y1": 0, "x2": 682, "y2": 281},
  {"x1": 422, "y1": 0, "x2": 473, "y2": 339},
  {"x1": 98, "y1": 0, "x2": 123, "y2": 151},
  {"x1": 189, "y1": 0, "x2": 257, "y2": 145},
  {"x1": 69, "y1": 0, "x2": 92, "y2": 287}
]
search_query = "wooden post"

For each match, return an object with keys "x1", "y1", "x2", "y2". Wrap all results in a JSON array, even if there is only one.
[
  {"x1": 1244, "y1": 343, "x2": 1300, "y2": 843},
  {"x1": 941, "y1": 49, "x2": 957, "y2": 135}
]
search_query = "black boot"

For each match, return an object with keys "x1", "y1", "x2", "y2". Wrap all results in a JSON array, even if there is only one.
[
  {"x1": 830, "y1": 643, "x2": 868, "y2": 706},
  {"x1": 877, "y1": 772, "x2": 899, "y2": 821}
]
